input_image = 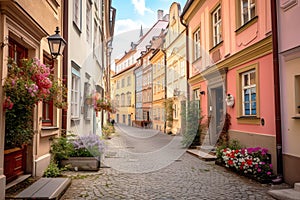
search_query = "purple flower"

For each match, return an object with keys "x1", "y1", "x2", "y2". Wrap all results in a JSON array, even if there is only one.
[
  {"x1": 257, "y1": 168, "x2": 262, "y2": 172},
  {"x1": 267, "y1": 172, "x2": 271, "y2": 175},
  {"x1": 269, "y1": 164, "x2": 273, "y2": 168}
]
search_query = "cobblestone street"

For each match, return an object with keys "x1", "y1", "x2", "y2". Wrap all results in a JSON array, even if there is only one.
[{"x1": 61, "y1": 125, "x2": 277, "y2": 200}]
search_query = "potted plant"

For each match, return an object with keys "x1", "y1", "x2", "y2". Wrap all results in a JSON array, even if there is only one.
[{"x1": 57, "y1": 134, "x2": 105, "y2": 171}]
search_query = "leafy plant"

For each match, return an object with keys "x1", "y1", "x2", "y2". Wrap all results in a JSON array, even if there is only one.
[
  {"x1": 164, "y1": 98, "x2": 174, "y2": 131},
  {"x1": 43, "y1": 161, "x2": 61, "y2": 178},
  {"x1": 3, "y1": 58, "x2": 67, "y2": 149},
  {"x1": 181, "y1": 100, "x2": 205, "y2": 148},
  {"x1": 50, "y1": 136, "x2": 74, "y2": 166}
]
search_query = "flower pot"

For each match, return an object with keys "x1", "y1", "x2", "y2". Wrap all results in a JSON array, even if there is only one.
[{"x1": 61, "y1": 157, "x2": 100, "y2": 171}]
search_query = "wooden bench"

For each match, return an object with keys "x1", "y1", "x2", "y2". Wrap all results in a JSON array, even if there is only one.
[{"x1": 15, "y1": 178, "x2": 71, "y2": 199}]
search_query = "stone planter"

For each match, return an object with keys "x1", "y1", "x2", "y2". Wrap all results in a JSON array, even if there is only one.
[{"x1": 61, "y1": 157, "x2": 100, "y2": 171}]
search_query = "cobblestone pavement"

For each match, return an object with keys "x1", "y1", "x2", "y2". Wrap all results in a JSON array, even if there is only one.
[{"x1": 61, "y1": 125, "x2": 278, "y2": 200}]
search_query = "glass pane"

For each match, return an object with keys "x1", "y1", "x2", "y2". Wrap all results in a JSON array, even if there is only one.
[
  {"x1": 243, "y1": 74, "x2": 249, "y2": 86},
  {"x1": 244, "y1": 103, "x2": 250, "y2": 115},
  {"x1": 251, "y1": 88, "x2": 256, "y2": 101},
  {"x1": 244, "y1": 89, "x2": 250, "y2": 101},
  {"x1": 250, "y1": 72, "x2": 255, "y2": 85},
  {"x1": 251, "y1": 102, "x2": 256, "y2": 115}
]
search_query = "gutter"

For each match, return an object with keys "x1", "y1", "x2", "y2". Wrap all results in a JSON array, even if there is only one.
[
  {"x1": 180, "y1": 15, "x2": 190, "y2": 101},
  {"x1": 62, "y1": 0, "x2": 68, "y2": 134},
  {"x1": 270, "y1": 0, "x2": 283, "y2": 183}
]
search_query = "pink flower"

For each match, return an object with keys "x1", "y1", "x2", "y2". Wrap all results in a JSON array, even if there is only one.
[{"x1": 267, "y1": 172, "x2": 272, "y2": 175}]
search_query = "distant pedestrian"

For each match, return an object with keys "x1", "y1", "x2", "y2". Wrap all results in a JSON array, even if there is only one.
[{"x1": 111, "y1": 119, "x2": 115, "y2": 126}]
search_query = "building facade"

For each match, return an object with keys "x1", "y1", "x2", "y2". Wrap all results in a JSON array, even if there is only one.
[
  {"x1": 165, "y1": 2, "x2": 186, "y2": 135},
  {"x1": 67, "y1": 0, "x2": 115, "y2": 136},
  {"x1": 0, "y1": 0, "x2": 64, "y2": 197},
  {"x1": 276, "y1": 0, "x2": 300, "y2": 185},
  {"x1": 151, "y1": 47, "x2": 166, "y2": 132},
  {"x1": 182, "y1": 0, "x2": 276, "y2": 170},
  {"x1": 112, "y1": 49, "x2": 136, "y2": 125}
]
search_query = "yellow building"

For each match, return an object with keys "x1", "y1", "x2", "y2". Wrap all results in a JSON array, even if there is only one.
[
  {"x1": 151, "y1": 48, "x2": 166, "y2": 132},
  {"x1": 165, "y1": 2, "x2": 186, "y2": 134},
  {"x1": 112, "y1": 49, "x2": 136, "y2": 125}
]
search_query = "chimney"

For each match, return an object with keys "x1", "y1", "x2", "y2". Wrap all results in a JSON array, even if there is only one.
[{"x1": 157, "y1": 9, "x2": 163, "y2": 20}]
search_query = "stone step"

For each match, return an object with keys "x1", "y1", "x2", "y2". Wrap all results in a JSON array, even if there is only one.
[
  {"x1": 295, "y1": 183, "x2": 300, "y2": 192},
  {"x1": 15, "y1": 178, "x2": 71, "y2": 199},
  {"x1": 268, "y1": 188, "x2": 300, "y2": 200},
  {"x1": 187, "y1": 149, "x2": 216, "y2": 161}
]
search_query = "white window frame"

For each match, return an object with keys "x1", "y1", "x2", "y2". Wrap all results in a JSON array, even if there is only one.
[
  {"x1": 240, "y1": 0, "x2": 256, "y2": 25},
  {"x1": 73, "y1": 0, "x2": 82, "y2": 31},
  {"x1": 86, "y1": 0, "x2": 92, "y2": 43},
  {"x1": 212, "y1": 5, "x2": 222, "y2": 46},
  {"x1": 241, "y1": 69, "x2": 256, "y2": 116},
  {"x1": 193, "y1": 28, "x2": 201, "y2": 61},
  {"x1": 71, "y1": 67, "x2": 81, "y2": 119}
]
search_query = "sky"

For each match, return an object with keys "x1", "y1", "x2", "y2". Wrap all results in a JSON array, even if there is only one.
[{"x1": 111, "y1": 0, "x2": 187, "y2": 60}]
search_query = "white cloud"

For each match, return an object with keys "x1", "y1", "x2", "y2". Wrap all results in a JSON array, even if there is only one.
[
  {"x1": 114, "y1": 19, "x2": 144, "y2": 35},
  {"x1": 131, "y1": 0, "x2": 154, "y2": 16}
]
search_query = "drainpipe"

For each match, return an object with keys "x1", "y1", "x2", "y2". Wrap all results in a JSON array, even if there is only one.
[
  {"x1": 180, "y1": 16, "x2": 189, "y2": 101},
  {"x1": 271, "y1": 0, "x2": 283, "y2": 183},
  {"x1": 162, "y1": 48, "x2": 167, "y2": 133},
  {"x1": 62, "y1": 0, "x2": 68, "y2": 134}
]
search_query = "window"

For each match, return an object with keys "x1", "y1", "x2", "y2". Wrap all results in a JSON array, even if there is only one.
[
  {"x1": 237, "y1": 63, "x2": 260, "y2": 124},
  {"x1": 86, "y1": 1, "x2": 92, "y2": 43},
  {"x1": 240, "y1": 0, "x2": 256, "y2": 25},
  {"x1": 73, "y1": 0, "x2": 82, "y2": 31},
  {"x1": 193, "y1": 28, "x2": 201, "y2": 61},
  {"x1": 127, "y1": 92, "x2": 131, "y2": 107},
  {"x1": 42, "y1": 55, "x2": 54, "y2": 126},
  {"x1": 122, "y1": 78, "x2": 125, "y2": 87},
  {"x1": 173, "y1": 103, "x2": 178, "y2": 119},
  {"x1": 117, "y1": 80, "x2": 120, "y2": 89},
  {"x1": 115, "y1": 95, "x2": 120, "y2": 107},
  {"x1": 242, "y1": 70, "x2": 256, "y2": 116},
  {"x1": 71, "y1": 65, "x2": 81, "y2": 118},
  {"x1": 212, "y1": 5, "x2": 222, "y2": 46},
  {"x1": 121, "y1": 93, "x2": 125, "y2": 107},
  {"x1": 127, "y1": 76, "x2": 131, "y2": 86}
]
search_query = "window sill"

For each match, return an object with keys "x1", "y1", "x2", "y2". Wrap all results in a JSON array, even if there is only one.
[
  {"x1": 235, "y1": 16, "x2": 258, "y2": 35},
  {"x1": 237, "y1": 116, "x2": 260, "y2": 125},
  {"x1": 41, "y1": 127, "x2": 59, "y2": 138},
  {"x1": 209, "y1": 41, "x2": 223, "y2": 52}
]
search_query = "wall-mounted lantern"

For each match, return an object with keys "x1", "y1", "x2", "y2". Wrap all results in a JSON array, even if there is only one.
[{"x1": 47, "y1": 27, "x2": 66, "y2": 59}]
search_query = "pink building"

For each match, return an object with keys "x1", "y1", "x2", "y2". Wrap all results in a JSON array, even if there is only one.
[{"x1": 181, "y1": 0, "x2": 277, "y2": 171}]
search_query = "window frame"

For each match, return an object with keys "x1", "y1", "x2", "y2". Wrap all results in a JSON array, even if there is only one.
[
  {"x1": 193, "y1": 28, "x2": 201, "y2": 61},
  {"x1": 71, "y1": 66, "x2": 81, "y2": 119},
  {"x1": 236, "y1": 63, "x2": 260, "y2": 124},
  {"x1": 73, "y1": 0, "x2": 82, "y2": 32},
  {"x1": 42, "y1": 54, "x2": 55, "y2": 126},
  {"x1": 212, "y1": 5, "x2": 222, "y2": 47}
]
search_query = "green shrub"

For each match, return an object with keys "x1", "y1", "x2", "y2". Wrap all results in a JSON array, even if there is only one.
[
  {"x1": 43, "y1": 161, "x2": 61, "y2": 178},
  {"x1": 50, "y1": 136, "x2": 74, "y2": 166}
]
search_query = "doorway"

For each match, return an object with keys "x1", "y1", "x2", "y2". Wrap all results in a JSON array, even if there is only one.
[{"x1": 209, "y1": 86, "x2": 224, "y2": 145}]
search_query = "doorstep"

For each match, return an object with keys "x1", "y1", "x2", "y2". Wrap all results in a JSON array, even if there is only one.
[
  {"x1": 14, "y1": 178, "x2": 71, "y2": 199},
  {"x1": 187, "y1": 149, "x2": 217, "y2": 161},
  {"x1": 268, "y1": 183, "x2": 300, "y2": 200},
  {"x1": 6, "y1": 174, "x2": 31, "y2": 190}
]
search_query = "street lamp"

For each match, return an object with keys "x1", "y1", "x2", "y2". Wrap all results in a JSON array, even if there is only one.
[{"x1": 47, "y1": 27, "x2": 66, "y2": 59}]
